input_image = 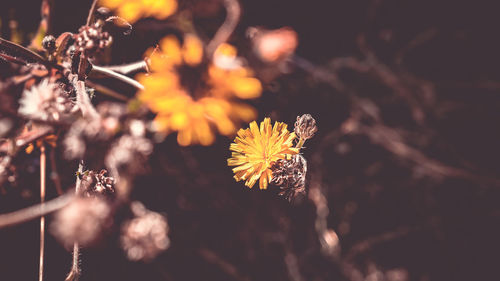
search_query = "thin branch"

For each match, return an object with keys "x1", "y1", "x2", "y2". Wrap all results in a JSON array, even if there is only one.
[
  {"x1": 86, "y1": 0, "x2": 99, "y2": 26},
  {"x1": 74, "y1": 79, "x2": 99, "y2": 120},
  {"x1": 90, "y1": 65, "x2": 145, "y2": 90},
  {"x1": 199, "y1": 248, "x2": 252, "y2": 281},
  {"x1": 65, "y1": 162, "x2": 84, "y2": 281},
  {"x1": 49, "y1": 147, "x2": 64, "y2": 195},
  {"x1": 85, "y1": 80, "x2": 130, "y2": 101},
  {"x1": 97, "y1": 61, "x2": 149, "y2": 75},
  {"x1": 206, "y1": 0, "x2": 241, "y2": 57},
  {"x1": 0, "y1": 193, "x2": 74, "y2": 229},
  {"x1": 39, "y1": 144, "x2": 46, "y2": 281},
  {"x1": 0, "y1": 125, "x2": 53, "y2": 154}
]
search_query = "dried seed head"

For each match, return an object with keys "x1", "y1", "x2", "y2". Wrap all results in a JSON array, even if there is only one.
[
  {"x1": 271, "y1": 154, "x2": 307, "y2": 201},
  {"x1": 18, "y1": 79, "x2": 73, "y2": 122},
  {"x1": 294, "y1": 114, "x2": 317, "y2": 140},
  {"x1": 80, "y1": 169, "x2": 115, "y2": 196},
  {"x1": 105, "y1": 134, "x2": 153, "y2": 178},
  {"x1": 42, "y1": 35, "x2": 56, "y2": 53},
  {"x1": 74, "y1": 25, "x2": 112, "y2": 58},
  {"x1": 51, "y1": 197, "x2": 112, "y2": 248},
  {"x1": 63, "y1": 103, "x2": 128, "y2": 159},
  {"x1": 120, "y1": 201, "x2": 170, "y2": 262}
]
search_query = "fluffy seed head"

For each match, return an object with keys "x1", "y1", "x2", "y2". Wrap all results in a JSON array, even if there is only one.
[
  {"x1": 51, "y1": 197, "x2": 112, "y2": 248},
  {"x1": 18, "y1": 79, "x2": 72, "y2": 121},
  {"x1": 120, "y1": 201, "x2": 170, "y2": 262}
]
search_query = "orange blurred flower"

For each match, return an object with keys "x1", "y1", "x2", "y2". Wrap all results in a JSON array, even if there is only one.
[
  {"x1": 137, "y1": 35, "x2": 261, "y2": 146},
  {"x1": 227, "y1": 118, "x2": 299, "y2": 189},
  {"x1": 100, "y1": 0, "x2": 177, "y2": 23}
]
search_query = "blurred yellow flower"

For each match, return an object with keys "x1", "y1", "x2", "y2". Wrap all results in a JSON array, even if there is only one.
[
  {"x1": 137, "y1": 35, "x2": 261, "y2": 146},
  {"x1": 227, "y1": 118, "x2": 299, "y2": 189},
  {"x1": 100, "y1": 0, "x2": 177, "y2": 23}
]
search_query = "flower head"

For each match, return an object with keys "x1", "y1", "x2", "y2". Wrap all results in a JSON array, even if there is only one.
[
  {"x1": 120, "y1": 201, "x2": 170, "y2": 261},
  {"x1": 18, "y1": 79, "x2": 72, "y2": 122},
  {"x1": 137, "y1": 35, "x2": 261, "y2": 146},
  {"x1": 51, "y1": 197, "x2": 112, "y2": 248},
  {"x1": 100, "y1": 0, "x2": 177, "y2": 23},
  {"x1": 228, "y1": 118, "x2": 299, "y2": 189}
]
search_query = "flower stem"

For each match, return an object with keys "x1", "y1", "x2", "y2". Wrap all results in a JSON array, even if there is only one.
[
  {"x1": 65, "y1": 162, "x2": 84, "y2": 281},
  {"x1": 39, "y1": 144, "x2": 46, "y2": 281},
  {"x1": 296, "y1": 138, "x2": 306, "y2": 150},
  {"x1": 206, "y1": 0, "x2": 241, "y2": 57},
  {"x1": 86, "y1": 0, "x2": 99, "y2": 26}
]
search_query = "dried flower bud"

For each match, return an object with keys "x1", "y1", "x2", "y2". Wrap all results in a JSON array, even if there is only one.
[
  {"x1": 294, "y1": 114, "x2": 317, "y2": 140},
  {"x1": 120, "y1": 201, "x2": 170, "y2": 262},
  {"x1": 271, "y1": 154, "x2": 307, "y2": 201},
  {"x1": 80, "y1": 169, "x2": 115, "y2": 196},
  {"x1": 42, "y1": 35, "x2": 56, "y2": 53},
  {"x1": 18, "y1": 79, "x2": 73, "y2": 122},
  {"x1": 74, "y1": 25, "x2": 112, "y2": 58},
  {"x1": 51, "y1": 197, "x2": 112, "y2": 248}
]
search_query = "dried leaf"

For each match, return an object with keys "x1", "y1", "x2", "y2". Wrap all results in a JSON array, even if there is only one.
[{"x1": 0, "y1": 37, "x2": 47, "y2": 65}]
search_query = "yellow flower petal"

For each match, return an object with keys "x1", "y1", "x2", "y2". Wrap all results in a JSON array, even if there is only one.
[{"x1": 182, "y1": 34, "x2": 204, "y2": 66}]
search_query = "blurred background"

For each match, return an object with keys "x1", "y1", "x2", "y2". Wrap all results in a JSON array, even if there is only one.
[{"x1": 1, "y1": 0, "x2": 500, "y2": 280}]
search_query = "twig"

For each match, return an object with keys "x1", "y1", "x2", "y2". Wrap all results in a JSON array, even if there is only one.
[
  {"x1": 97, "y1": 61, "x2": 149, "y2": 75},
  {"x1": 74, "y1": 79, "x2": 99, "y2": 120},
  {"x1": 90, "y1": 65, "x2": 145, "y2": 90},
  {"x1": 0, "y1": 193, "x2": 74, "y2": 228},
  {"x1": 49, "y1": 147, "x2": 64, "y2": 195},
  {"x1": 86, "y1": 0, "x2": 99, "y2": 26},
  {"x1": 344, "y1": 225, "x2": 415, "y2": 261},
  {"x1": 0, "y1": 125, "x2": 53, "y2": 154},
  {"x1": 284, "y1": 250, "x2": 305, "y2": 281},
  {"x1": 39, "y1": 144, "x2": 46, "y2": 281},
  {"x1": 199, "y1": 248, "x2": 251, "y2": 281},
  {"x1": 206, "y1": 0, "x2": 241, "y2": 57},
  {"x1": 85, "y1": 80, "x2": 130, "y2": 101},
  {"x1": 65, "y1": 162, "x2": 84, "y2": 281}
]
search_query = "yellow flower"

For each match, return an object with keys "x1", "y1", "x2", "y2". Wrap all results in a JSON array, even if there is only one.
[
  {"x1": 100, "y1": 0, "x2": 177, "y2": 23},
  {"x1": 152, "y1": 95, "x2": 215, "y2": 146},
  {"x1": 227, "y1": 118, "x2": 299, "y2": 189},
  {"x1": 136, "y1": 35, "x2": 261, "y2": 146}
]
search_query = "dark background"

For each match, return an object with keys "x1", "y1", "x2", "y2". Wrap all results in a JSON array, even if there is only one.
[{"x1": 1, "y1": 0, "x2": 500, "y2": 281}]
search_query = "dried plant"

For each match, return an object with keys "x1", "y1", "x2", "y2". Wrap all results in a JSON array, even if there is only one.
[
  {"x1": 2, "y1": 1, "x2": 494, "y2": 281},
  {"x1": 120, "y1": 201, "x2": 170, "y2": 262}
]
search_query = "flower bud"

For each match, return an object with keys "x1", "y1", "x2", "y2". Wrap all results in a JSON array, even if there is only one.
[{"x1": 294, "y1": 114, "x2": 317, "y2": 140}]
